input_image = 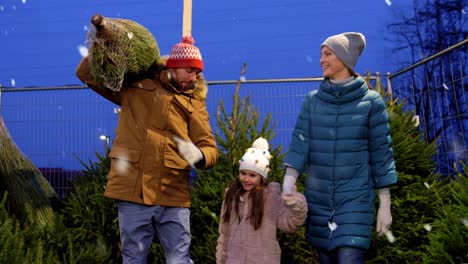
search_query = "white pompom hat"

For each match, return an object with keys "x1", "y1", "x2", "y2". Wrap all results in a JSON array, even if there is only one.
[{"x1": 239, "y1": 137, "x2": 272, "y2": 179}]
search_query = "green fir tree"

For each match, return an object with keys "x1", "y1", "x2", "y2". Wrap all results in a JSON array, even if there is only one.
[
  {"x1": 422, "y1": 164, "x2": 468, "y2": 264},
  {"x1": 0, "y1": 116, "x2": 58, "y2": 232},
  {"x1": 366, "y1": 80, "x2": 463, "y2": 263}
]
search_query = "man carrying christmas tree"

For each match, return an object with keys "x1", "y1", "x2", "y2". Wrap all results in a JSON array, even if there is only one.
[{"x1": 76, "y1": 32, "x2": 218, "y2": 264}]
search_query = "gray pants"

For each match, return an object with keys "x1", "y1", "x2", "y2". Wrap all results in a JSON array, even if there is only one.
[{"x1": 117, "y1": 202, "x2": 193, "y2": 264}]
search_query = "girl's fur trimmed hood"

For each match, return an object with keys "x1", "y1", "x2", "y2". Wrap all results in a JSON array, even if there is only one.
[{"x1": 158, "y1": 56, "x2": 208, "y2": 101}]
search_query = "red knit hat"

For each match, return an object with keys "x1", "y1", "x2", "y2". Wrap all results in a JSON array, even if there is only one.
[{"x1": 166, "y1": 36, "x2": 203, "y2": 72}]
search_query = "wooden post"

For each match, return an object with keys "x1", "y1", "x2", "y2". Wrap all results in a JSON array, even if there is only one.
[{"x1": 183, "y1": 0, "x2": 192, "y2": 37}]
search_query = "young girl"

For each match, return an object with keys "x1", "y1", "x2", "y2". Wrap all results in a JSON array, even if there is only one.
[{"x1": 216, "y1": 137, "x2": 307, "y2": 264}]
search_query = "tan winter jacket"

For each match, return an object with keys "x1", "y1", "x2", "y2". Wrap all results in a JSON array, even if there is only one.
[
  {"x1": 75, "y1": 57, "x2": 218, "y2": 207},
  {"x1": 216, "y1": 182, "x2": 307, "y2": 264}
]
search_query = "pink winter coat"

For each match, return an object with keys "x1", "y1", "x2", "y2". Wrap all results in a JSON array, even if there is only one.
[{"x1": 216, "y1": 182, "x2": 307, "y2": 264}]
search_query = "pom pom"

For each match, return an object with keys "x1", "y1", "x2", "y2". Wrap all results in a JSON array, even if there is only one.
[
  {"x1": 181, "y1": 36, "x2": 195, "y2": 45},
  {"x1": 251, "y1": 137, "x2": 269, "y2": 150}
]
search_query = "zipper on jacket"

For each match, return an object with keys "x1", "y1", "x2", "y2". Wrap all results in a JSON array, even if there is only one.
[{"x1": 330, "y1": 92, "x2": 340, "y2": 224}]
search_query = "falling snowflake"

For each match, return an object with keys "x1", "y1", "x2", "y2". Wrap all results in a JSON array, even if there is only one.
[
  {"x1": 10, "y1": 78, "x2": 15, "y2": 87},
  {"x1": 0, "y1": 6, "x2": 4, "y2": 11},
  {"x1": 385, "y1": 0, "x2": 392, "y2": 6},
  {"x1": 412, "y1": 115, "x2": 420, "y2": 127},
  {"x1": 328, "y1": 221, "x2": 338, "y2": 231},
  {"x1": 240, "y1": 76, "x2": 246, "y2": 82},
  {"x1": 462, "y1": 9, "x2": 466, "y2": 15},
  {"x1": 113, "y1": 159, "x2": 130, "y2": 175},
  {"x1": 21, "y1": 0, "x2": 26, "y2": 4},
  {"x1": 461, "y1": 218, "x2": 468, "y2": 226},
  {"x1": 114, "y1": 107, "x2": 121, "y2": 114},
  {"x1": 306, "y1": 55, "x2": 313, "y2": 63},
  {"x1": 137, "y1": 242, "x2": 144, "y2": 252},
  {"x1": 442, "y1": 83, "x2": 449, "y2": 90},
  {"x1": 127, "y1": 32, "x2": 134, "y2": 39},
  {"x1": 299, "y1": 134, "x2": 305, "y2": 141},
  {"x1": 77, "y1": 45, "x2": 88, "y2": 57},
  {"x1": 424, "y1": 182, "x2": 430, "y2": 189},
  {"x1": 424, "y1": 224, "x2": 432, "y2": 231},
  {"x1": 385, "y1": 230, "x2": 395, "y2": 243},
  {"x1": 83, "y1": 25, "x2": 88, "y2": 31}
]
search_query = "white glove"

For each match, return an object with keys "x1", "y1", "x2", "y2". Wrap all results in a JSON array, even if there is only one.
[
  {"x1": 282, "y1": 167, "x2": 299, "y2": 195},
  {"x1": 282, "y1": 191, "x2": 298, "y2": 207},
  {"x1": 173, "y1": 136, "x2": 203, "y2": 167},
  {"x1": 376, "y1": 188, "x2": 392, "y2": 236}
]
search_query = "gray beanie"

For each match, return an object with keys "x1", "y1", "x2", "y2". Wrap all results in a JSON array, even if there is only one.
[{"x1": 321, "y1": 32, "x2": 366, "y2": 71}]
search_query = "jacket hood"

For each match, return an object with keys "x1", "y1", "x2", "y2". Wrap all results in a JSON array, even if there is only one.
[{"x1": 158, "y1": 56, "x2": 208, "y2": 101}]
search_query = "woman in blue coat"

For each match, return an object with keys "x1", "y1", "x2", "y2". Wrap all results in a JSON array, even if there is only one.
[{"x1": 282, "y1": 32, "x2": 398, "y2": 264}]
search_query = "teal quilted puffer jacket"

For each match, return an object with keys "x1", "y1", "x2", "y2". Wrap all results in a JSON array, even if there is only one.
[{"x1": 284, "y1": 76, "x2": 398, "y2": 251}]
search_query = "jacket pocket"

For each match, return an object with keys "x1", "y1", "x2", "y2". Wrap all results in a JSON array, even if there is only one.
[
  {"x1": 107, "y1": 145, "x2": 142, "y2": 196},
  {"x1": 109, "y1": 145, "x2": 141, "y2": 162}
]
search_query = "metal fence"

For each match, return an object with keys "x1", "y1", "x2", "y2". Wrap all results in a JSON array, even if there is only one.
[
  {"x1": 0, "y1": 78, "x2": 326, "y2": 197},
  {"x1": 387, "y1": 38, "x2": 468, "y2": 176},
  {"x1": 0, "y1": 39, "x2": 466, "y2": 196}
]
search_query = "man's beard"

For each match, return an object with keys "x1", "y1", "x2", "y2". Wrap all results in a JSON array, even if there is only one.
[{"x1": 170, "y1": 79, "x2": 195, "y2": 91}]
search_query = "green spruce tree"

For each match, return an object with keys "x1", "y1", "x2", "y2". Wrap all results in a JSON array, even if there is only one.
[
  {"x1": 366, "y1": 79, "x2": 460, "y2": 263},
  {"x1": 422, "y1": 164, "x2": 468, "y2": 264},
  {"x1": 0, "y1": 116, "x2": 58, "y2": 232}
]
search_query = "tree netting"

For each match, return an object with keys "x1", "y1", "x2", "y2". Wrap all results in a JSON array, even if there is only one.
[{"x1": 86, "y1": 14, "x2": 161, "y2": 91}]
